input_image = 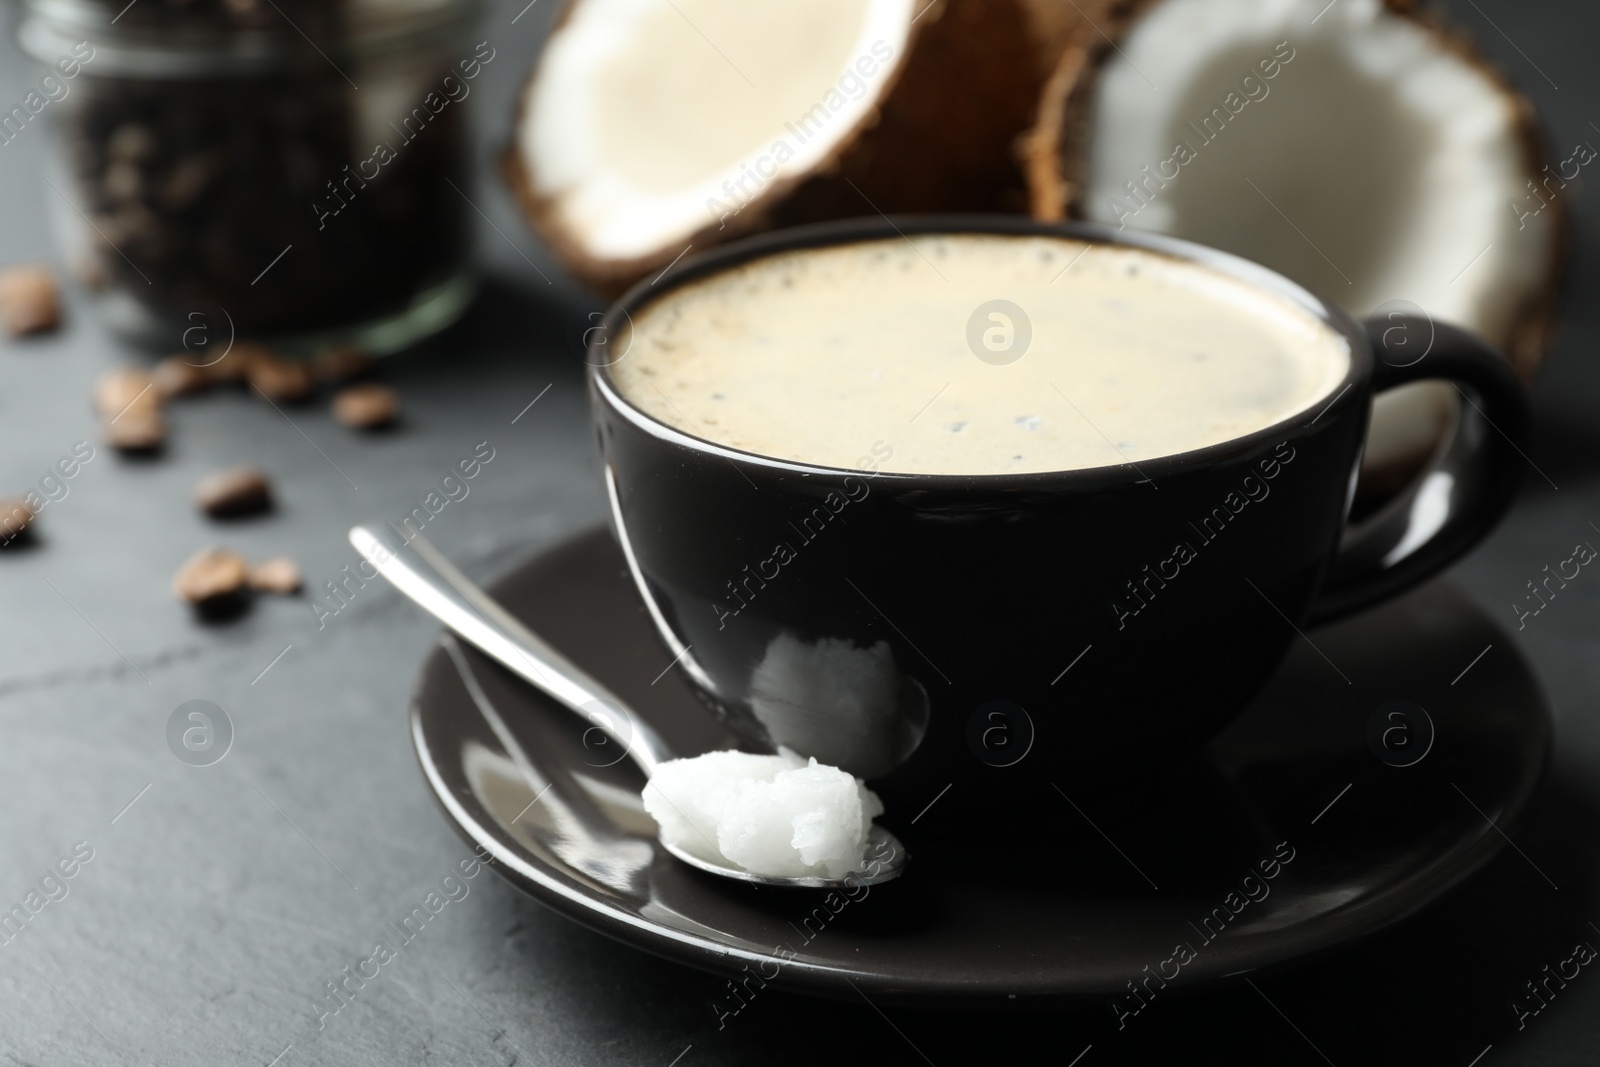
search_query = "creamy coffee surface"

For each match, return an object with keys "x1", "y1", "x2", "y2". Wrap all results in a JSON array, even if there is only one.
[{"x1": 611, "y1": 235, "x2": 1350, "y2": 475}]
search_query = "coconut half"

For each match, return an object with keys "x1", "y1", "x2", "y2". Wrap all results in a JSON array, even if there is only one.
[
  {"x1": 1028, "y1": 0, "x2": 1564, "y2": 489},
  {"x1": 509, "y1": 0, "x2": 1102, "y2": 292}
]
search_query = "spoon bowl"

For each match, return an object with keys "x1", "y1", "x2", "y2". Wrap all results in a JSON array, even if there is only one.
[{"x1": 658, "y1": 824, "x2": 906, "y2": 888}]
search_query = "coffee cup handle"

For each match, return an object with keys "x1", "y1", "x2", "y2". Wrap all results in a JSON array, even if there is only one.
[{"x1": 1307, "y1": 315, "x2": 1532, "y2": 625}]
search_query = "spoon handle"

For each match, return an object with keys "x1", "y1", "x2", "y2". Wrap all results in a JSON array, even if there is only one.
[{"x1": 349, "y1": 525, "x2": 674, "y2": 776}]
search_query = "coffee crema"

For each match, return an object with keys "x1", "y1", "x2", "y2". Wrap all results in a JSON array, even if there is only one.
[{"x1": 611, "y1": 235, "x2": 1350, "y2": 475}]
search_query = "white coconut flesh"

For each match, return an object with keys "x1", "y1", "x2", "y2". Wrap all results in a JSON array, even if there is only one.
[
  {"x1": 1079, "y1": 0, "x2": 1557, "y2": 472},
  {"x1": 522, "y1": 0, "x2": 916, "y2": 265}
]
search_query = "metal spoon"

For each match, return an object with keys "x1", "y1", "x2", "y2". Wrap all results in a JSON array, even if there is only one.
[{"x1": 349, "y1": 524, "x2": 906, "y2": 888}]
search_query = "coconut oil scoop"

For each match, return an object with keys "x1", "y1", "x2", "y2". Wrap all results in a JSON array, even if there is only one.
[{"x1": 350, "y1": 524, "x2": 907, "y2": 888}]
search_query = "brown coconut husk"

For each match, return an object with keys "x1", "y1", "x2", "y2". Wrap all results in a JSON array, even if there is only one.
[
  {"x1": 506, "y1": 0, "x2": 1119, "y2": 295},
  {"x1": 1023, "y1": 0, "x2": 1565, "y2": 382}
]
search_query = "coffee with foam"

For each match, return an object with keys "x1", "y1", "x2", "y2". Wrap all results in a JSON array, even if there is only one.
[{"x1": 612, "y1": 235, "x2": 1349, "y2": 475}]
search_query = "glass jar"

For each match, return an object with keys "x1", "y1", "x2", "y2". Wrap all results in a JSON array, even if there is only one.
[{"x1": 17, "y1": 0, "x2": 485, "y2": 354}]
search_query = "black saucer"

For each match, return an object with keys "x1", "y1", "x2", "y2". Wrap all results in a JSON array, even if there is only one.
[{"x1": 409, "y1": 527, "x2": 1548, "y2": 1008}]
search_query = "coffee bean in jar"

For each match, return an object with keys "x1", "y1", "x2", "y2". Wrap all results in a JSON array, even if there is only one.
[{"x1": 18, "y1": 0, "x2": 484, "y2": 352}]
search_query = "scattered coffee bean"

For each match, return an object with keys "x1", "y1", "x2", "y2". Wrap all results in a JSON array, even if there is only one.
[
  {"x1": 202, "y1": 343, "x2": 262, "y2": 385},
  {"x1": 153, "y1": 355, "x2": 211, "y2": 398},
  {"x1": 200, "y1": 357, "x2": 242, "y2": 384},
  {"x1": 194, "y1": 465, "x2": 272, "y2": 517},
  {"x1": 247, "y1": 556, "x2": 302, "y2": 594},
  {"x1": 247, "y1": 354, "x2": 315, "y2": 403},
  {"x1": 313, "y1": 343, "x2": 372, "y2": 384},
  {"x1": 333, "y1": 383, "x2": 400, "y2": 429},
  {"x1": 0, "y1": 266, "x2": 61, "y2": 336},
  {"x1": 173, "y1": 547, "x2": 248, "y2": 606},
  {"x1": 94, "y1": 366, "x2": 160, "y2": 419},
  {"x1": 232, "y1": 341, "x2": 274, "y2": 369},
  {"x1": 0, "y1": 498, "x2": 35, "y2": 543},
  {"x1": 105, "y1": 410, "x2": 167, "y2": 452}
]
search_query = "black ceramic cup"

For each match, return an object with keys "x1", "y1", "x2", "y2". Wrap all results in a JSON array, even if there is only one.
[{"x1": 587, "y1": 216, "x2": 1529, "y2": 803}]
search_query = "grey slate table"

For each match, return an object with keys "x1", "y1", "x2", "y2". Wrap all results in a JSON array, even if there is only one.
[{"x1": 1, "y1": 1, "x2": 1597, "y2": 1063}]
